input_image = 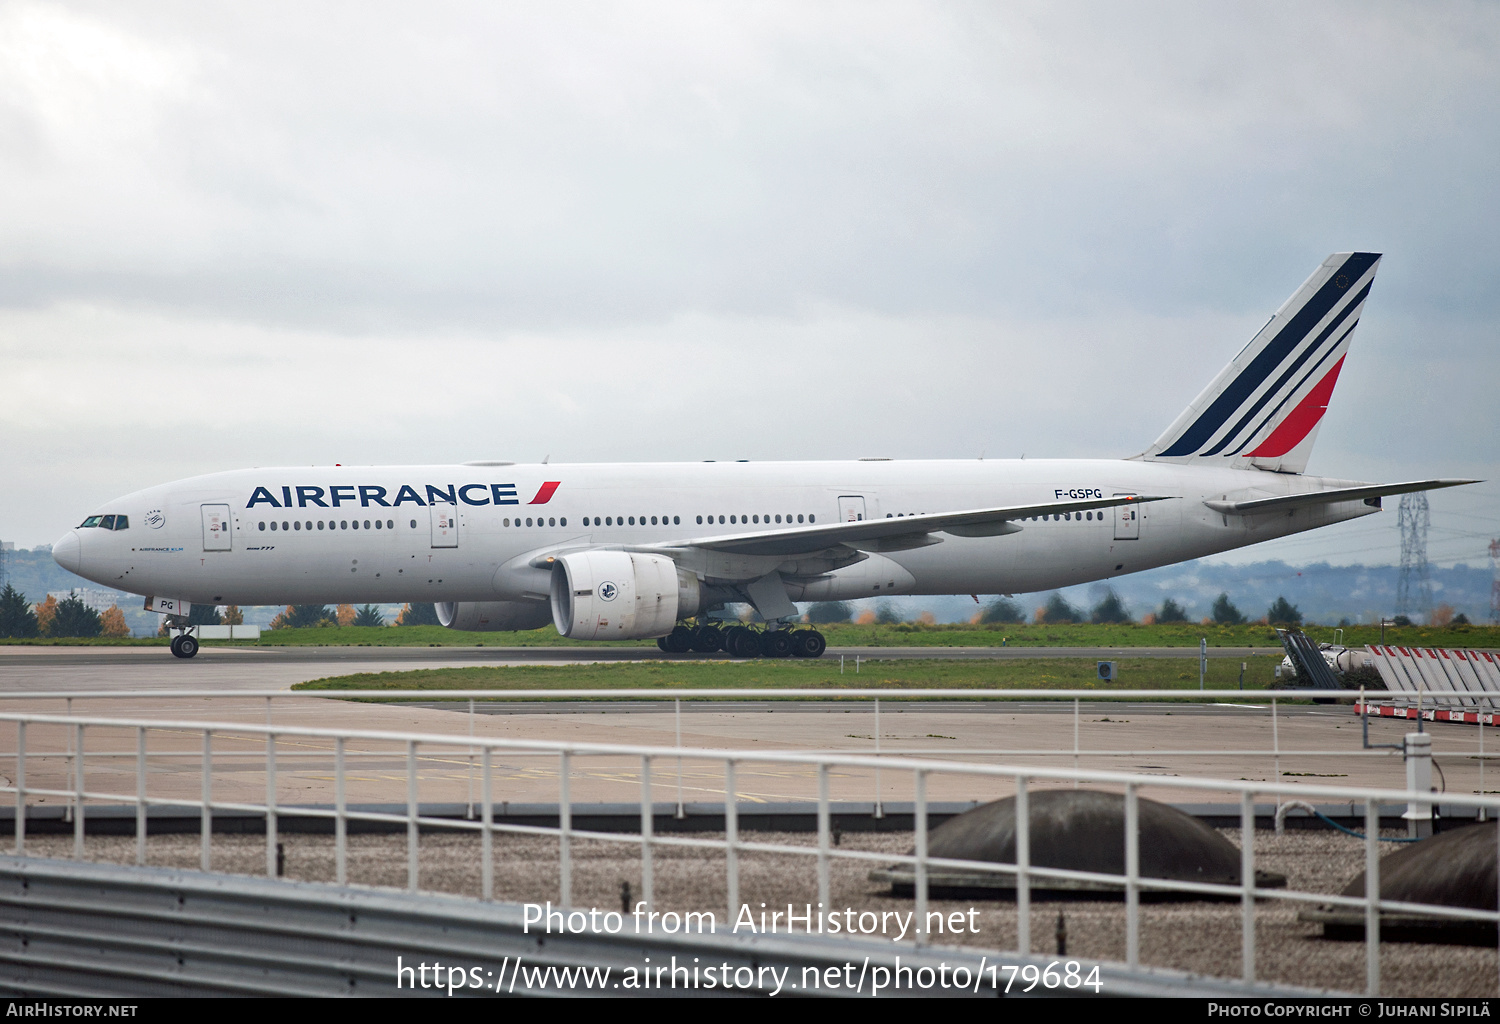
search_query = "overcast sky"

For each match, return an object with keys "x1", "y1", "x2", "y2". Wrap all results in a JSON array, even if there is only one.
[{"x1": 2, "y1": 1, "x2": 1496, "y2": 568}]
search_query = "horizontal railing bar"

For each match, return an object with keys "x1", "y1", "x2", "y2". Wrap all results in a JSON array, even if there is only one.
[
  {"x1": 0, "y1": 747, "x2": 1431, "y2": 759},
  {"x1": 0, "y1": 688, "x2": 1363, "y2": 700}
]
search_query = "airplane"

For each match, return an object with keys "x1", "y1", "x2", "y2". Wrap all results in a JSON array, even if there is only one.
[{"x1": 52, "y1": 251, "x2": 1475, "y2": 659}]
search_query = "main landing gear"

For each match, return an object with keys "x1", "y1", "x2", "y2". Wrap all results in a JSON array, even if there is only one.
[{"x1": 656, "y1": 623, "x2": 826, "y2": 659}]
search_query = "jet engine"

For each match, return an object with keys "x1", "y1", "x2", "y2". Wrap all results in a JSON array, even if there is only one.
[
  {"x1": 550, "y1": 551, "x2": 700, "y2": 640},
  {"x1": 436, "y1": 600, "x2": 554, "y2": 632}
]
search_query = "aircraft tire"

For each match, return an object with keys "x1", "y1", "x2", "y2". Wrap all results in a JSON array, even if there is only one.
[
  {"x1": 175, "y1": 634, "x2": 199, "y2": 659},
  {"x1": 169, "y1": 635, "x2": 184, "y2": 657},
  {"x1": 664, "y1": 626, "x2": 694, "y2": 653},
  {"x1": 760, "y1": 631, "x2": 793, "y2": 658},
  {"x1": 792, "y1": 630, "x2": 827, "y2": 658},
  {"x1": 727, "y1": 628, "x2": 760, "y2": 659},
  {"x1": 656, "y1": 637, "x2": 672, "y2": 653},
  {"x1": 691, "y1": 625, "x2": 723, "y2": 653}
]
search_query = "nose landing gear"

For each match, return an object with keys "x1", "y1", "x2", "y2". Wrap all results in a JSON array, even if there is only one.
[{"x1": 166, "y1": 619, "x2": 200, "y2": 659}]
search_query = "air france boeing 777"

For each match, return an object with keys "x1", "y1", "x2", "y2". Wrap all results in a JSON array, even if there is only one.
[{"x1": 53, "y1": 253, "x2": 1474, "y2": 658}]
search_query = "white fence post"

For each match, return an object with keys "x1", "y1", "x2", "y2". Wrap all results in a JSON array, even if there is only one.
[
  {"x1": 1016, "y1": 776, "x2": 1030, "y2": 955},
  {"x1": 1125, "y1": 782, "x2": 1140, "y2": 969}
]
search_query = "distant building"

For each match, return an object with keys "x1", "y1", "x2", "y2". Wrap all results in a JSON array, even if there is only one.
[{"x1": 48, "y1": 587, "x2": 126, "y2": 613}]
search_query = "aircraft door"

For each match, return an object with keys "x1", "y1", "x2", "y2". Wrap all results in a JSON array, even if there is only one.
[
  {"x1": 201, "y1": 505, "x2": 232, "y2": 551},
  {"x1": 1113, "y1": 494, "x2": 1140, "y2": 540},
  {"x1": 837, "y1": 496, "x2": 866, "y2": 522},
  {"x1": 430, "y1": 505, "x2": 459, "y2": 548}
]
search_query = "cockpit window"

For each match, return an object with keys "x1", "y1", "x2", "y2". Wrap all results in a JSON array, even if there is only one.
[
  {"x1": 79, "y1": 516, "x2": 103, "y2": 528},
  {"x1": 112, "y1": 515, "x2": 128, "y2": 530},
  {"x1": 100, "y1": 515, "x2": 116, "y2": 530}
]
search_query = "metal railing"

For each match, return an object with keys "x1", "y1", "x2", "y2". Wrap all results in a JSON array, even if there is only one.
[
  {"x1": 3, "y1": 689, "x2": 1493, "y2": 813},
  {"x1": 1, "y1": 708, "x2": 1497, "y2": 997}
]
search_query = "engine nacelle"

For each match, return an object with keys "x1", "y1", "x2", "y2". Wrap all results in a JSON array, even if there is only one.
[
  {"x1": 436, "y1": 600, "x2": 554, "y2": 632},
  {"x1": 550, "y1": 551, "x2": 699, "y2": 640}
]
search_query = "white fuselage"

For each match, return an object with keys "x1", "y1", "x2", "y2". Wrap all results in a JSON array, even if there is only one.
[{"x1": 56, "y1": 459, "x2": 1377, "y2": 610}]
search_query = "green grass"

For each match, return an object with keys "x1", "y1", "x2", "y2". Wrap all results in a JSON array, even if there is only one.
[
  {"x1": 814, "y1": 620, "x2": 1500, "y2": 649},
  {"x1": 6, "y1": 621, "x2": 1495, "y2": 649},
  {"x1": 292, "y1": 655, "x2": 1293, "y2": 697}
]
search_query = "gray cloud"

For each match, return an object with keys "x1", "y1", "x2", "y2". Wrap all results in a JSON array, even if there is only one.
[{"x1": 1, "y1": 1, "x2": 1496, "y2": 560}]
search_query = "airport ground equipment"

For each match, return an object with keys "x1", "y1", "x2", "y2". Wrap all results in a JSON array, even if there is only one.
[
  {"x1": 1359, "y1": 646, "x2": 1500, "y2": 725},
  {"x1": 1274, "y1": 628, "x2": 1343, "y2": 690}
]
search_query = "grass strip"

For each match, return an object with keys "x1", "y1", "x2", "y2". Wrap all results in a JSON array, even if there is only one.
[{"x1": 292, "y1": 655, "x2": 1309, "y2": 700}]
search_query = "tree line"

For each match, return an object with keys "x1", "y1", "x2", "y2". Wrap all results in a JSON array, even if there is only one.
[
  {"x1": 0, "y1": 584, "x2": 130, "y2": 638},
  {"x1": 805, "y1": 591, "x2": 1313, "y2": 627},
  {"x1": 265, "y1": 603, "x2": 439, "y2": 629}
]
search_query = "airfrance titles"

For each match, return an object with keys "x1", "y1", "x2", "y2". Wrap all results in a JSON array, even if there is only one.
[{"x1": 245, "y1": 481, "x2": 560, "y2": 509}]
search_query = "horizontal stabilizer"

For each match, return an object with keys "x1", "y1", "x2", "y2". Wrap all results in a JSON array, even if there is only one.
[{"x1": 1203, "y1": 479, "x2": 1478, "y2": 515}]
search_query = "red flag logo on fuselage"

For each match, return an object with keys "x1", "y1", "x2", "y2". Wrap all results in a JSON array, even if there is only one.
[{"x1": 529, "y1": 481, "x2": 561, "y2": 505}]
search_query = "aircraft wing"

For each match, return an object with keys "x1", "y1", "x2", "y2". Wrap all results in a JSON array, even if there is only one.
[
  {"x1": 635, "y1": 493, "x2": 1175, "y2": 557},
  {"x1": 1202, "y1": 479, "x2": 1478, "y2": 515}
]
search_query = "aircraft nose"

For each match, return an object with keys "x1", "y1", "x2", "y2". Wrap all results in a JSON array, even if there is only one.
[{"x1": 53, "y1": 531, "x2": 82, "y2": 574}]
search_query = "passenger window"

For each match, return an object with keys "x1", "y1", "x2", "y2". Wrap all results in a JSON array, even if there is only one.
[
  {"x1": 718, "y1": 516, "x2": 725, "y2": 524},
  {"x1": 341, "y1": 521, "x2": 348, "y2": 529},
  {"x1": 548, "y1": 517, "x2": 555, "y2": 527},
  {"x1": 409, "y1": 520, "x2": 416, "y2": 529},
  {"x1": 258, "y1": 522, "x2": 265, "y2": 531},
  {"x1": 809, "y1": 514, "x2": 815, "y2": 523},
  {"x1": 797, "y1": 515, "x2": 803, "y2": 523},
  {"x1": 559, "y1": 518, "x2": 566, "y2": 527},
  {"x1": 673, "y1": 516, "x2": 679, "y2": 525},
  {"x1": 271, "y1": 522, "x2": 278, "y2": 531},
  {"x1": 696, "y1": 516, "x2": 702, "y2": 524},
  {"x1": 651, "y1": 516, "x2": 658, "y2": 525},
  {"x1": 293, "y1": 521, "x2": 301, "y2": 531},
  {"x1": 363, "y1": 520, "x2": 371, "y2": 529}
]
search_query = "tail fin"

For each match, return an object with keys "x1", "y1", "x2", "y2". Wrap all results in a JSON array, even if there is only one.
[{"x1": 1139, "y1": 252, "x2": 1381, "y2": 474}]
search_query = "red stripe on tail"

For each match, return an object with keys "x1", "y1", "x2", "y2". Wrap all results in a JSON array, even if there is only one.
[{"x1": 1244, "y1": 356, "x2": 1346, "y2": 459}]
